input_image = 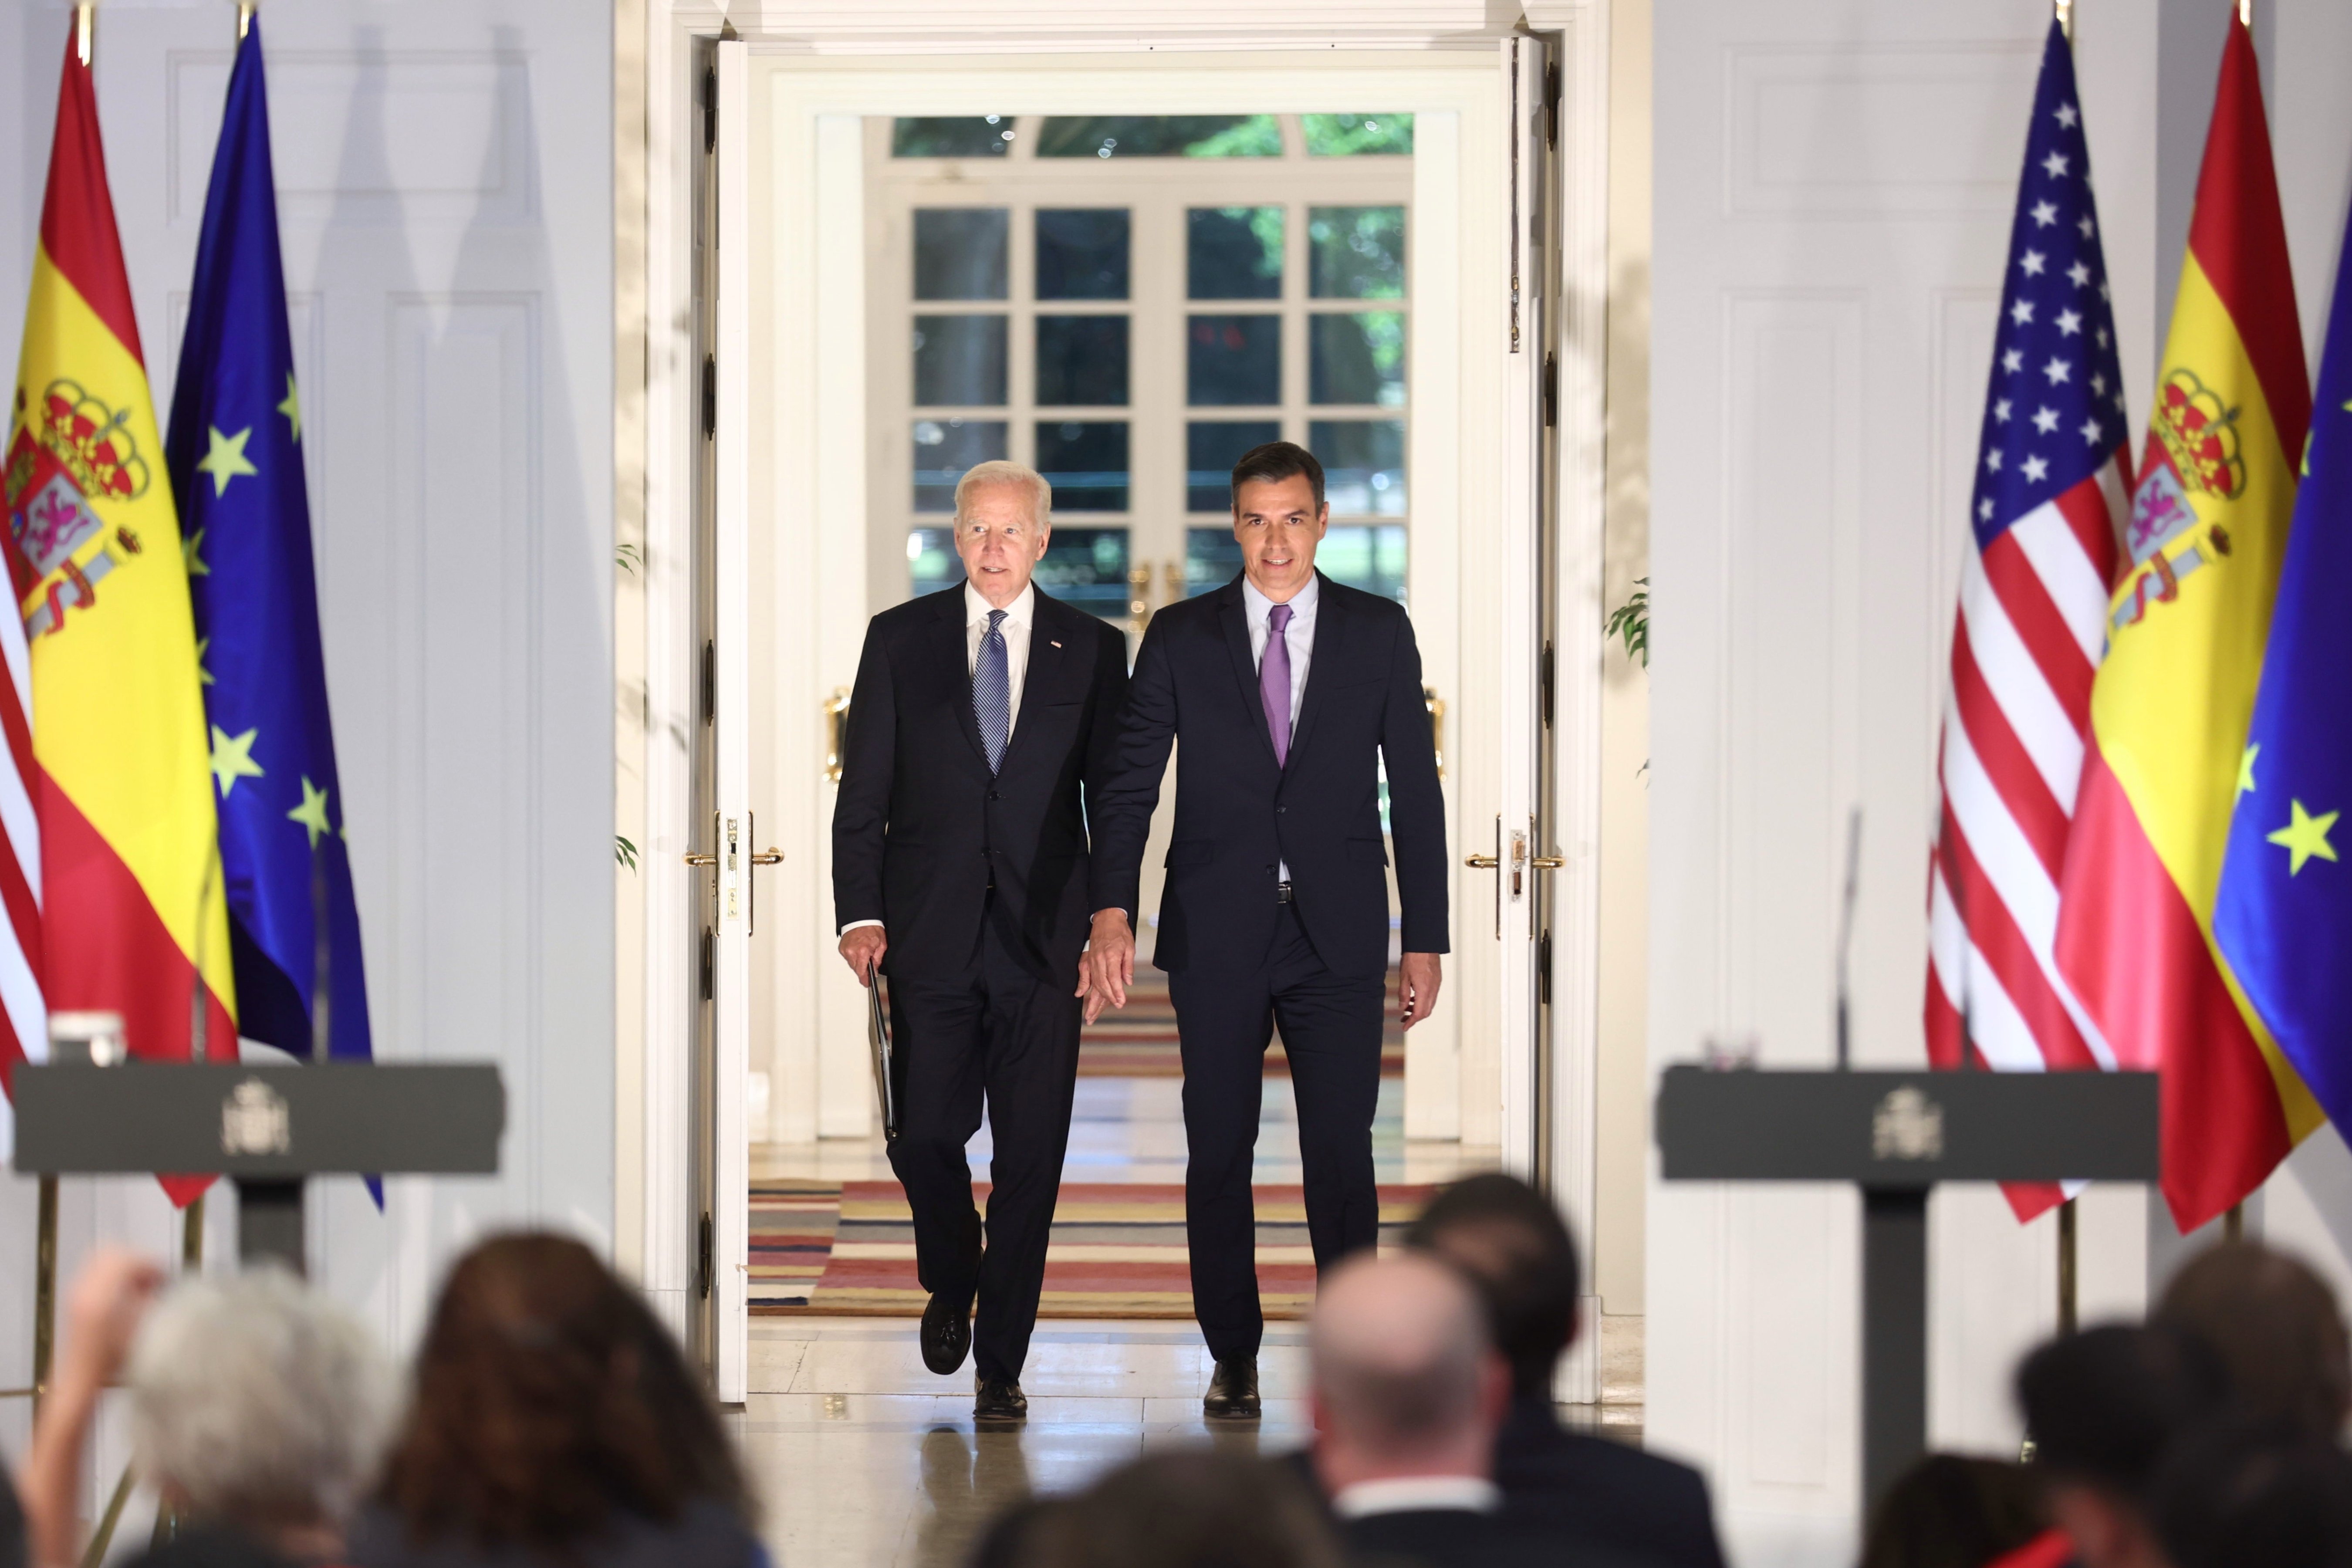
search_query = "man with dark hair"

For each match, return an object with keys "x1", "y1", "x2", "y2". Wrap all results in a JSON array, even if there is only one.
[
  {"x1": 2014, "y1": 1324, "x2": 2231, "y2": 1568},
  {"x1": 1405, "y1": 1173, "x2": 1727, "y2": 1568},
  {"x1": 1084, "y1": 440, "x2": 1449, "y2": 1419},
  {"x1": 2149, "y1": 1420, "x2": 2352, "y2": 1568},
  {"x1": 2153, "y1": 1240, "x2": 2352, "y2": 1441}
]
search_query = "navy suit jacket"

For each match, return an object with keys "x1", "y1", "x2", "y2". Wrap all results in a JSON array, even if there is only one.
[
  {"x1": 1092, "y1": 571, "x2": 1448, "y2": 977},
  {"x1": 830, "y1": 585, "x2": 1129, "y2": 983}
]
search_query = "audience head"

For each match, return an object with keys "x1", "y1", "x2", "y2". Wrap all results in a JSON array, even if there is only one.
[
  {"x1": 1308, "y1": 1251, "x2": 1508, "y2": 1496},
  {"x1": 2155, "y1": 1241, "x2": 2350, "y2": 1441},
  {"x1": 377, "y1": 1232, "x2": 751, "y2": 1551},
  {"x1": 2016, "y1": 1324, "x2": 2228, "y2": 1568},
  {"x1": 2149, "y1": 1419, "x2": 2352, "y2": 1568},
  {"x1": 1405, "y1": 1170, "x2": 1581, "y2": 1398},
  {"x1": 1856, "y1": 1454, "x2": 2046, "y2": 1568},
  {"x1": 127, "y1": 1265, "x2": 394, "y2": 1544},
  {"x1": 969, "y1": 1452, "x2": 1343, "y2": 1568}
]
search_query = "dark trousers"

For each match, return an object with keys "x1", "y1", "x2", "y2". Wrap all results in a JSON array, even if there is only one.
[
  {"x1": 1168, "y1": 903, "x2": 1386, "y2": 1361},
  {"x1": 885, "y1": 913, "x2": 1081, "y2": 1382}
]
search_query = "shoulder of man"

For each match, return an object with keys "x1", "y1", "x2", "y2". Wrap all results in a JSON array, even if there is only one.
[{"x1": 870, "y1": 585, "x2": 962, "y2": 639}]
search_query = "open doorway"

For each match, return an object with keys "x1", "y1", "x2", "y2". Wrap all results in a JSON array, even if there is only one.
[{"x1": 641, "y1": 39, "x2": 1603, "y2": 1408}]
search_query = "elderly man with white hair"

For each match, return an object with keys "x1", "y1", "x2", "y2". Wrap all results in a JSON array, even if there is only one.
[
  {"x1": 1309, "y1": 1252, "x2": 1631, "y2": 1568},
  {"x1": 831, "y1": 460, "x2": 1131, "y2": 1421},
  {"x1": 17, "y1": 1251, "x2": 392, "y2": 1568}
]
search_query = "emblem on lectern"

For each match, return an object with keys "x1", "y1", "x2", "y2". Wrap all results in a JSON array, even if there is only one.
[
  {"x1": 1871, "y1": 1087, "x2": 1944, "y2": 1162},
  {"x1": 221, "y1": 1079, "x2": 291, "y2": 1156}
]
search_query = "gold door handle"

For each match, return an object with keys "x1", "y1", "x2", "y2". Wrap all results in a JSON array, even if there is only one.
[
  {"x1": 1464, "y1": 854, "x2": 1499, "y2": 868},
  {"x1": 684, "y1": 853, "x2": 716, "y2": 866},
  {"x1": 823, "y1": 688, "x2": 851, "y2": 782},
  {"x1": 1423, "y1": 683, "x2": 1447, "y2": 779},
  {"x1": 1531, "y1": 856, "x2": 1566, "y2": 870},
  {"x1": 751, "y1": 850, "x2": 783, "y2": 866}
]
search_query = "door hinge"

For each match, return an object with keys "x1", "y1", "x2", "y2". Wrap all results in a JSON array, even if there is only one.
[
  {"x1": 701, "y1": 639, "x2": 716, "y2": 724},
  {"x1": 1542, "y1": 351, "x2": 1558, "y2": 429},
  {"x1": 700, "y1": 927, "x2": 714, "y2": 1001},
  {"x1": 1539, "y1": 930, "x2": 1553, "y2": 1004},
  {"x1": 702, "y1": 354, "x2": 717, "y2": 439},
  {"x1": 702, "y1": 65, "x2": 717, "y2": 155},
  {"x1": 697, "y1": 1212, "x2": 713, "y2": 1299},
  {"x1": 1545, "y1": 62, "x2": 1561, "y2": 150},
  {"x1": 1540, "y1": 641, "x2": 1555, "y2": 730}
]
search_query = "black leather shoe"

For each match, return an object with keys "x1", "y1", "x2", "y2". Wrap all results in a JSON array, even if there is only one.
[
  {"x1": 920, "y1": 1290, "x2": 973, "y2": 1375},
  {"x1": 974, "y1": 1375, "x2": 1028, "y2": 1422},
  {"x1": 1203, "y1": 1355, "x2": 1260, "y2": 1419}
]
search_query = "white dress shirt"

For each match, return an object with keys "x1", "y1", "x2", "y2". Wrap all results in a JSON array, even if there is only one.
[
  {"x1": 840, "y1": 580, "x2": 1037, "y2": 936},
  {"x1": 1242, "y1": 572, "x2": 1318, "y2": 730},
  {"x1": 1331, "y1": 1476, "x2": 1502, "y2": 1520},
  {"x1": 965, "y1": 579, "x2": 1035, "y2": 736},
  {"x1": 1243, "y1": 573, "x2": 1318, "y2": 882}
]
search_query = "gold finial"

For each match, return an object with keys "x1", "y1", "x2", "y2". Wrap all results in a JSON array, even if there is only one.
[
  {"x1": 2239, "y1": 0, "x2": 2252, "y2": 27},
  {"x1": 74, "y1": 3, "x2": 93, "y2": 67},
  {"x1": 2055, "y1": 0, "x2": 2072, "y2": 39},
  {"x1": 237, "y1": 3, "x2": 256, "y2": 41}
]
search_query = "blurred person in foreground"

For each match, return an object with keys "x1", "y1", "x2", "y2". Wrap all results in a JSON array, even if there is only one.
[
  {"x1": 121, "y1": 1264, "x2": 391, "y2": 1568},
  {"x1": 1309, "y1": 1250, "x2": 1629, "y2": 1568},
  {"x1": 1403, "y1": 1172, "x2": 1725, "y2": 1568},
  {"x1": 1855, "y1": 1454, "x2": 2046, "y2": 1568},
  {"x1": 2152, "y1": 1240, "x2": 2350, "y2": 1440},
  {"x1": 348, "y1": 1234, "x2": 764, "y2": 1568},
  {"x1": 966, "y1": 1450, "x2": 1343, "y2": 1568},
  {"x1": 14, "y1": 1249, "x2": 165, "y2": 1568},
  {"x1": 2148, "y1": 1419, "x2": 2352, "y2": 1568},
  {"x1": 2012, "y1": 1324, "x2": 2229, "y2": 1568}
]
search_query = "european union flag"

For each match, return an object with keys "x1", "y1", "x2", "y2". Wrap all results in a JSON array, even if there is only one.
[
  {"x1": 163, "y1": 21, "x2": 372, "y2": 1074},
  {"x1": 2213, "y1": 198, "x2": 2352, "y2": 1132}
]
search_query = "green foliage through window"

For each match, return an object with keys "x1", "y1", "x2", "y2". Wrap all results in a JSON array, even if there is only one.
[
  {"x1": 1036, "y1": 116, "x2": 1281, "y2": 159},
  {"x1": 1301, "y1": 114, "x2": 1415, "y2": 156}
]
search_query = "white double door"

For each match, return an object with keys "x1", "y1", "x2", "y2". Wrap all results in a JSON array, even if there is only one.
[{"x1": 680, "y1": 34, "x2": 1588, "y2": 1404}]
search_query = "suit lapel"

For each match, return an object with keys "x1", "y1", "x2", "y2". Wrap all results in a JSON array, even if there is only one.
[
  {"x1": 1285, "y1": 573, "x2": 1343, "y2": 767},
  {"x1": 1219, "y1": 577, "x2": 1282, "y2": 770},
  {"x1": 994, "y1": 590, "x2": 1070, "y2": 774},
  {"x1": 932, "y1": 589, "x2": 989, "y2": 766}
]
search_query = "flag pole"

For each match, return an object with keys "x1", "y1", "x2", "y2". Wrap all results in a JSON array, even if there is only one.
[
  {"x1": 2057, "y1": 1196, "x2": 2078, "y2": 1334},
  {"x1": 237, "y1": 3, "x2": 255, "y2": 41},
  {"x1": 73, "y1": 3, "x2": 92, "y2": 68},
  {"x1": 2055, "y1": 0, "x2": 2072, "y2": 40},
  {"x1": 30, "y1": 1174, "x2": 56, "y2": 1418}
]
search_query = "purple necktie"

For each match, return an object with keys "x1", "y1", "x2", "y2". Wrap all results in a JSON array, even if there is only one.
[{"x1": 1261, "y1": 602, "x2": 1294, "y2": 766}]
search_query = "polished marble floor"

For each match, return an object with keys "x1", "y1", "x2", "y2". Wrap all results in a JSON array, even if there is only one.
[{"x1": 739, "y1": 1073, "x2": 1544, "y2": 1567}]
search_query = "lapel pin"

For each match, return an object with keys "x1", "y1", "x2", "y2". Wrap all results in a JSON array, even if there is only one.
[{"x1": 1051, "y1": 640, "x2": 1062, "y2": 649}]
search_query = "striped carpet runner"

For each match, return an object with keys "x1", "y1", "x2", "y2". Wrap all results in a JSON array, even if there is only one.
[{"x1": 752, "y1": 1178, "x2": 1436, "y2": 1317}]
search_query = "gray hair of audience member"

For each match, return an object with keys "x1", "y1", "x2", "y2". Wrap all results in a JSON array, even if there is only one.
[
  {"x1": 126, "y1": 1266, "x2": 395, "y2": 1530},
  {"x1": 1309, "y1": 1251, "x2": 1494, "y2": 1460},
  {"x1": 2156, "y1": 1240, "x2": 2352, "y2": 1440},
  {"x1": 953, "y1": 460, "x2": 1052, "y2": 527}
]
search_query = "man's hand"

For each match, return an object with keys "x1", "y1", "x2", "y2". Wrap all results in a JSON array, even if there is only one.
[
  {"x1": 59, "y1": 1247, "x2": 163, "y2": 1392},
  {"x1": 1079, "y1": 909, "x2": 1136, "y2": 1018},
  {"x1": 839, "y1": 925, "x2": 888, "y2": 985},
  {"x1": 1398, "y1": 952, "x2": 1443, "y2": 1031}
]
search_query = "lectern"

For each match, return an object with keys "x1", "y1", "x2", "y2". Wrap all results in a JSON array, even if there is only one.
[
  {"x1": 1654, "y1": 1065, "x2": 2160, "y2": 1510},
  {"x1": 11, "y1": 1062, "x2": 504, "y2": 1272}
]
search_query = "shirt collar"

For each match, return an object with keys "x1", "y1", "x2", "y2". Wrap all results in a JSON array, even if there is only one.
[
  {"x1": 1331, "y1": 1476, "x2": 1501, "y2": 1521},
  {"x1": 1241, "y1": 571, "x2": 1319, "y2": 625},
  {"x1": 965, "y1": 580, "x2": 1035, "y2": 630}
]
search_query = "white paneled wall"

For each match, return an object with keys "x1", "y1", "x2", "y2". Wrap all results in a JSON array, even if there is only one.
[
  {"x1": 0, "y1": 0, "x2": 613, "y2": 1506},
  {"x1": 1650, "y1": 3, "x2": 2143, "y2": 1561},
  {"x1": 1652, "y1": 1, "x2": 2352, "y2": 1561}
]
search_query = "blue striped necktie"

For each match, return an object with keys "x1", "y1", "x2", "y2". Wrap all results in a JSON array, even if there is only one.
[{"x1": 973, "y1": 607, "x2": 1010, "y2": 773}]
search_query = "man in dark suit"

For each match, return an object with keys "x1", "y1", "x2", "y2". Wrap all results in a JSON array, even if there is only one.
[
  {"x1": 1407, "y1": 1173, "x2": 1727, "y2": 1568},
  {"x1": 1084, "y1": 440, "x2": 1449, "y2": 1419},
  {"x1": 1311, "y1": 1253, "x2": 1630, "y2": 1568},
  {"x1": 832, "y1": 460, "x2": 1129, "y2": 1422}
]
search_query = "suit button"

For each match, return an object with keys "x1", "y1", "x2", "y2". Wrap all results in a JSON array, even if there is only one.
[
  {"x1": 989, "y1": 792, "x2": 1001, "y2": 801},
  {"x1": 1276, "y1": 806, "x2": 1287, "y2": 814}
]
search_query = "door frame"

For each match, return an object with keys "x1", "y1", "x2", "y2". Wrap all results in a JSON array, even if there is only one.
[{"x1": 634, "y1": 0, "x2": 1613, "y2": 1400}]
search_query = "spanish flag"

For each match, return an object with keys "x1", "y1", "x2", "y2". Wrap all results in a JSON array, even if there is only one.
[
  {"x1": 2055, "y1": 16, "x2": 2321, "y2": 1230},
  {"x1": 3, "y1": 25, "x2": 235, "y2": 1179}
]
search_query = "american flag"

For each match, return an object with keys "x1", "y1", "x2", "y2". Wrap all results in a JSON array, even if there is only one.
[
  {"x1": 0, "y1": 527, "x2": 42, "y2": 1161},
  {"x1": 1925, "y1": 19, "x2": 2126, "y2": 1212}
]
